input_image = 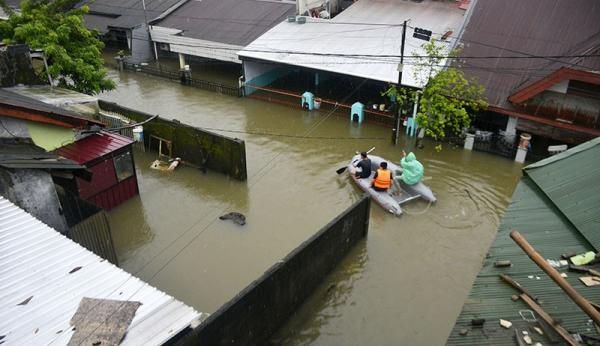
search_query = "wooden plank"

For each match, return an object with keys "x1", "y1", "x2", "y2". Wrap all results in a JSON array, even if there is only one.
[
  {"x1": 520, "y1": 294, "x2": 580, "y2": 346},
  {"x1": 68, "y1": 297, "x2": 141, "y2": 346}
]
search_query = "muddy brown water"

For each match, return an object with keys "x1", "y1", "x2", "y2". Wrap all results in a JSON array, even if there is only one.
[{"x1": 101, "y1": 68, "x2": 522, "y2": 345}]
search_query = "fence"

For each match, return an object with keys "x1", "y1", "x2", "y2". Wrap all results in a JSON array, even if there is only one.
[
  {"x1": 472, "y1": 131, "x2": 519, "y2": 159},
  {"x1": 57, "y1": 185, "x2": 119, "y2": 265},
  {"x1": 68, "y1": 211, "x2": 119, "y2": 265},
  {"x1": 99, "y1": 100, "x2": 248, "y2": 181},
  {"x1": 122, "y1": 62, "x2": 241, "y2": 97},
  {"x1": 176, "y1": 196, "x2": 371, "y2": 345}
]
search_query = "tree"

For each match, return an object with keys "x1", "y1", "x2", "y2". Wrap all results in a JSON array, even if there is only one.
[
  {"x1": 386, "y1": 38, "x2": 487, "y2": 150},
  {"x1": 0, "y1": 0, "x2": 115, "y2": 94}
]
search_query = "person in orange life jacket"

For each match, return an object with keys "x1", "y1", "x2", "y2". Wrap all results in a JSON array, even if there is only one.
[{"x1": 372, "y1": 161, "x2": 393, "y2": 192}]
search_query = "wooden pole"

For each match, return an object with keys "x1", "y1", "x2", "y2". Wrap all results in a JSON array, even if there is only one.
[
  {"x1": 510, "y1": 230, "x2": 600, "y2": 326},
  {"x1": 499, "y1": 273, "x2": 538, "y2": 302}
]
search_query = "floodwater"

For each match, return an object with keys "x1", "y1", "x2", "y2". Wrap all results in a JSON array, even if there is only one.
[{"x1": 102, "y1": 67, "x2": 522, "y2": 345}]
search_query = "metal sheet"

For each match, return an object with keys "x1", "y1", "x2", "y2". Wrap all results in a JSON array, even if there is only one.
[
  {"x1": 55, "y1": 131, "x2": 133, "y2": 165},
  {"x1": 447, "y1": 139, "x2": 600, "y2": 345},
  {"x1": 525, "y1": 137, "x2": 600, "y2": 250},
  {"x1": 239, "y1": 0, "x2": 466, "y2": 87},
  {"x1": 155, "y1": 0, "x2": 296, "y2": 46},
  {"x1": 0, "y1": 196, "x2": 203, "y2": 346},
  {"x1": 456, "y1": 0, "x2": 600, "y2": 110}
]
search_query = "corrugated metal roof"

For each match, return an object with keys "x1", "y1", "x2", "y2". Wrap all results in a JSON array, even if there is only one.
[
  {"x1": 155, "y1": 0, "x2": 296, "y2": 46},
  {"x1": 0, "y1": 142, "x2": 86, "y2": 171},
  {"x1": 0, "y1": 88, "x2": 101, "y2": 127},
  {"x1": 83, "y1": 0, "x2": 183, "y2": 32},
  {"x1": 0, "y1": 196, "x2": 203, "y2": 345},
  {"x1": 525, "y1": 137, "x2": 600, "y2": 250},
  {"x1": 239, "y1": 0, "x2": 466, "y2": 87},
  {"x1": 55, "y1": 131, "x2": 133, "y2": 165},
  {"x1": 456, "y1": 0, "x2": 600, "y2": 110},
  {"x1": 447, "y1": 139, "x2": 600, "y2": 345}
]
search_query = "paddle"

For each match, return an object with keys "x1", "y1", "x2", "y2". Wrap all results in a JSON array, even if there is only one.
[{"x1": 336, "y1": 147, "x2": 375, "y2": 174}]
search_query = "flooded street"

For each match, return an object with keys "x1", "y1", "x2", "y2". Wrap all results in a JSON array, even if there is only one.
[{"x1": 102, "y1": 68, "x2": 521, "y2": 345}]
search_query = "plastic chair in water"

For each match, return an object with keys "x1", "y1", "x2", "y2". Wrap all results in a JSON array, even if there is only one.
[{"x1": 405, "y1": 117, "x2": 418, "y2": 136}]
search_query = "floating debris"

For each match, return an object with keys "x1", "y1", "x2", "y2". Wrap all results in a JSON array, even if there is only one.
[{"x1": 219, "y1": 212, "x2": 246, "y2": 226}]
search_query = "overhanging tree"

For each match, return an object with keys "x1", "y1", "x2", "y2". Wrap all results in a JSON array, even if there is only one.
[
  {"x1": 386, "y1": 38, "x2": 487, "y2": 149},
  {"x1": 0, "y1": 0, "x2": 115, "y2": 94}
]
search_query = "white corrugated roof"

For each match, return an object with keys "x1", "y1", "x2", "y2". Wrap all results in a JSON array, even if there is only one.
[
  {"x1": 0, "y1": 196, "x2": 203, "y2": 345},
  {"x1": 239, "y1": 0, "x2": 466, "y2": 87}
]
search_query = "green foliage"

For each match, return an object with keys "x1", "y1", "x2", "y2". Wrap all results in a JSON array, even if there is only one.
[
  {"x1": 385, "y1": 38, "x2": 487, "y2": 147},
  {"x1": 0, "y1": 0, "x2": 115, "y2": 94}
]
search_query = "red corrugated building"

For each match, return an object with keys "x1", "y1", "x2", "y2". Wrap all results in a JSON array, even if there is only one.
[{"x1": 55, "y1": 131, "x2": 139, "y2": 210}]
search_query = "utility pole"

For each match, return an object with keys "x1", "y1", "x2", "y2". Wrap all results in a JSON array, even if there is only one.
[{"x1": 392, "y1": 20, "x2": 407, "y2": 146}]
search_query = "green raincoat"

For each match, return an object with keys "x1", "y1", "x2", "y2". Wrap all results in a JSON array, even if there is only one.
[{"x1": 398, "y1": 152, "x2": 423, "y2": 185}]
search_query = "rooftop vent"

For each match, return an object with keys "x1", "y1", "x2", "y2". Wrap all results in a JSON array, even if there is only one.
[
  {"x1": 287, "y1": 16, "x2": 296, "y2": 22},
  {"x1": 297, "y1": 16, "x2": 307, "y2": 24}
]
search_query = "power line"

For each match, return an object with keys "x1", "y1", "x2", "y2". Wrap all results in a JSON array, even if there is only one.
[
  {"x1": 133, "y1": 35, "x2": 600, "y2": 60},
  {"x1": 68, "y1": 75, "x2": 372, "y2": 346}
]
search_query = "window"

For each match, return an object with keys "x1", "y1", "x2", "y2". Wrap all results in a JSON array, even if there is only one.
[{"x1": 113, "y1": 151, "x2": 134, "y2": 181}]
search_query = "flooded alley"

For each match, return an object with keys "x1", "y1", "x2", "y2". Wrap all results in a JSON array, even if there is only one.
[{"x1": 102, "y1": 68, "x2": 522, "y2": 345}]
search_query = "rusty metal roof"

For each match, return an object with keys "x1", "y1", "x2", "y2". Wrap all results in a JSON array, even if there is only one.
[
  {"x1": 457, "y1": 0, "x2": 600, "y2": 110},
  {"x1": 447, "y1": 138, "x2": 600, "y2": 345},
  {"x1": 55, "y1": 131, "x2": 133, "y2": 164}
]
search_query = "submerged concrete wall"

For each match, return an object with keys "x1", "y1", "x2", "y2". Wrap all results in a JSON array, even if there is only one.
[
  {"x1": 98, "y1": 100, "x2": 247, "y2": 181},
  {"x1": 177, "y1": 196, "x2": 371, "y2": 345}
]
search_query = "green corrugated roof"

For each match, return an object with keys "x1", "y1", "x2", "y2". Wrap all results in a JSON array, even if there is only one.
[
  {"x1": 447, "y1": 138, "x2": 600, "y2": 346},
  {"x1": 525, "y1": 137, "x2": 600, "y2": 250}
]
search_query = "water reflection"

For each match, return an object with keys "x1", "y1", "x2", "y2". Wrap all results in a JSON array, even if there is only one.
[
  {"x1": 102, "y1": 68, "x2": 522, "y2": 344},
  {"x1": 271, "y1": 240, "x2": 368, "y2": 345}
]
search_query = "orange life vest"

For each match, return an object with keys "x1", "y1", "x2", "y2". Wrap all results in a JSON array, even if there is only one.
[{"x1": 373, "y1": 168, "x2": 392, "y2": 189}]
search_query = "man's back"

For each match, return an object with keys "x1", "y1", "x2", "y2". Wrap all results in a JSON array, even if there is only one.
[{"x1": 356, "y1": 158, "x2": 372, "y2": 178}]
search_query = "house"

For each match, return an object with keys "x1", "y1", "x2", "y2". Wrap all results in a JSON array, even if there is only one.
[
  {"x1": 55, "y1": 131, "x2": 139, "y2": 210},
  {"x1": 237, "y1": 0, "x2": 468, "y2": 116},
  {"x1": 456, "y1": 0, "x2": 600, "y2": 153},
  {"x1": 81, "y1": 0, "x2": 184, "y2": 63},
  {"x1": 447, "y1": 137, "x2": 600, "y2": 345},
  {"x1": 149, "y1": 0, "x2": 296, "y2": 67},
  {"x1": 0, "y1": 196, "x2": 205, "y2": 345}
]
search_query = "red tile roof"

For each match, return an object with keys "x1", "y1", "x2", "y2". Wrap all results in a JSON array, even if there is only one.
[{"x1": 55, "y1": 131, "x2": 133, "y2": 164}]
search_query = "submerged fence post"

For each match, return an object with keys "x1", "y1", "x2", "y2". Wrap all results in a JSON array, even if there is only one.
[{"x1": 464, "y1": 133, "x2": 475, "y2": 150}]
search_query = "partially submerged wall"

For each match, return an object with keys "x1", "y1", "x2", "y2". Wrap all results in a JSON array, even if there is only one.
[
  {"x1": 98, "y1": 100, "x2": 247, "y2": 181},
  {"x1": 177, "y1": 196, "x2": 371, "y2": 345}
]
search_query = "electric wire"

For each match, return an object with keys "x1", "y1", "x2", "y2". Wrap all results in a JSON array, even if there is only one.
[{"x1": 68, "y1": 76, "x2": 370, "y2": 346}]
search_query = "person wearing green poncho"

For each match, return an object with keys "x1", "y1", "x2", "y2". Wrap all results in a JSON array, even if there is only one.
[{"x1": 393, "y1": 151, "x2": 424, "y2": 194}]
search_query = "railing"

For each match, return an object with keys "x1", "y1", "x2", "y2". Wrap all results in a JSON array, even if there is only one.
[
  {"x1": 122, "y1": 62, "x2": 241, "y2": 97},
  {"x1": 472, "y1": 132, "x2": 518, "y2": 159}
]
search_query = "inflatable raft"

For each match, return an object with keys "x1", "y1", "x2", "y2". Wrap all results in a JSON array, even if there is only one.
[{"x1": 348, "y1": 154, "x2": 436, "y2": 216}]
